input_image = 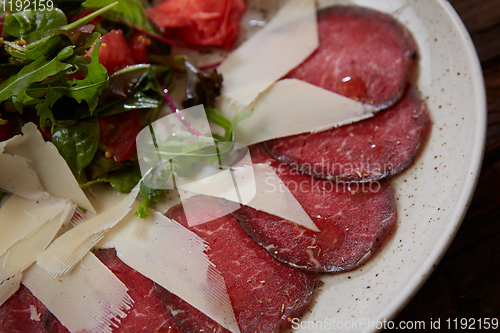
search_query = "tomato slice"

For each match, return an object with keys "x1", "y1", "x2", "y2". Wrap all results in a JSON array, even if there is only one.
[
  {"x1": 98, "y1": 110, "x2": 141, "y2": 162},
  {"x1": 127, "y1": 31, "x2": 149, "y2": 64},
  {"x1": 89, "y1": 30, "x2": 135, "y2": 75},
  {"x1": 146, "y1": 0, "x2": 246, "y2": 49}
]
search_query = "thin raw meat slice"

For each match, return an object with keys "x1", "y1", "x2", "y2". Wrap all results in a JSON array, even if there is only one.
[
  {"x1": 0, "y1": 284, "x2": 49, "y2": 333},
  {"x1": 284, "y1": 5, "x2": 418, "y2": 110},
  {"x1": 231, "y1": 145, "x2": 397, "y2": 273},
  {"x1": 45, "y1": 249, "x2": 184, "y2": 333},
  {"x1": 264, "y1": 85, "x2": 430, "y2": 182},
  {"x1": 163, "y1": 196, "x2": 315, "y2": 333}
]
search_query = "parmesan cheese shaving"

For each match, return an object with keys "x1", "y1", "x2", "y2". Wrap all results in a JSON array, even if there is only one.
[
  {"x1": 0, "y1": 209, "x2": 72, "y2": 282},
  {"x1": 0, "y1": 199, "x2": 73, "y2": 306},
  {"x1": 217, "y1": 0, "x2": 318, "y2": 107},
  {"x1": 179, "y1": 163, "x2": 319, "y2": 232},
  {"x1": 84, "y1": 183, "x2": 128, "y2": 215},
  {"x1": 218, "y1": 79, "x2": 376, "y2": 145},
  {"x1": 36, "y1": 186, "x2": 139, "y2": 276},
  {"x1": 22, "y1": 252, "x2": 133, "y2": 333},
  {"x1": 0, "y1": 153, "x2": 48, "y2": 200},
  {"x1": 0, "y1": 274, "x2": 21, "y2": 307},
  {"x1": 2, "y1": 123, "x2": 94, "y2": 212},
  {"x1": 0, "y1": 212, "x2": 72, "y2": 306},
  {"x1": 98, "y1": 206, "x2": 240, "y2": 333},
  {"x1": 0, "y1": 195, "x2": 71, "y2": 256},
  {"x1": 249, "y1": 163, "x2": 319, "y2": 231}
]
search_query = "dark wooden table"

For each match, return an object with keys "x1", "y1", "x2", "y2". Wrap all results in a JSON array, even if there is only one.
[{"x1": 392, "y1": 0, "x2": 500, "y2": 329}]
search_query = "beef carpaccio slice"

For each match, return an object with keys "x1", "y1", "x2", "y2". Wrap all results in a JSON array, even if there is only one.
[
  {"x1": 45, "y1": 248, "x2": 184, "y2": 333},
  {"x1": 264, "y1": 85, "x2": 430, "y2": 182},
  {"x1": 231, "y1": 145, "x2": 397, "y2": 273},
  {"x1": 284, "y1": 5, "x2": 418, "y2": 110},
  {"x1": 0, "y1": 284, "x2": 49, "y2": 333},
  {"x1": 163, "y1": 196, "x2": 315, "y2": 333}
]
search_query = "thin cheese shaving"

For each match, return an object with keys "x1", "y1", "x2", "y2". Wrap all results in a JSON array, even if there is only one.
[
  {"x1": 0, "y1": 195, "x2": 71, "y2": 256},
  {"x1": 217, "y1": 0, "x2": 318, "y2": 107},
  {"x1": 84, "y1": 183, "x2": 129, "y2": 215},
  {"x1": 248, "y1": 163, "x2": 319, "y2": 231},
  {"x1": 0, "y1": 204, "x2": 73, "y2": 306},
  {"x1": 36, "y1": 186, "x2": 139, "y2": 276},
  {"x1": 2, "y1": 123, "x2": 95, "y2": 213},
  {"x1": 218, "y1": 79, "x2": 376, "y2": 145},
  {"x1": 98, "y1": 205, "x2": 240, "y2": 333},
  {"x1": 179, "y1": 163, "x2": 319, "y2": 232},
  {"x1": 0, "y1": 153, "x2": 48, "y2": 200},
  {"x1": 22, "y1": 252, "x2": 133, "y2": 333},
  {"x1": 0, "y1": 274, "x2": 22, "y2": 307}
]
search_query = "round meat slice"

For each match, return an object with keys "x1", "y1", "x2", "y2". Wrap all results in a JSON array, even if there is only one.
[
  {"x1": 0, "y1": 284, "x2": 49, "y2": 333},
  {"x1": 163, "y1": 196, "x2": 315, "y2": 333},
  {"x1": 284, "y1": 5, "x2": 418, "y2": 110},
  {"x1": 231, "y1": 145, "x2": 397, "y2": 273},
  {"x1": 264, "y1": 85, "x2": 430, "y2": 182},
  {"x1": 44, "y1": 249, "x2": 184, "y2": 333}
]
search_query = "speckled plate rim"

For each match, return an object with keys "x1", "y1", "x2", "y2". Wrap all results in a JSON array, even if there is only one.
[
  {"x1": 278, "y1": 1, "x2": 489, "y2": 332},
  {"x1": 378, "y1": 1, "x2": 487, "y2": 323}
]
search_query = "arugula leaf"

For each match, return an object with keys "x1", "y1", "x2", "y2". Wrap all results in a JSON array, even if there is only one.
[
  {"x1": 96, "y1": 65, "x2": 168, "y2": 117},
  {"x1": 82, "y1": 165, "x2": 142, "y2": 193},
  {"x1": 60, "y1": 2, "x2": 119, "y2": 31},
  {"x1": 36, "y1": 88, "x2": 62, "y2": 130},
  {"x1": 0, "y1": 118, "x2": 7, "y2": 125},
  {"x1": 228, "y1": 109, "x2": 254, "y2": 139},
  {"x1": 105, "y1": 64, "x2": 152, "y2": 99},
  {"x1": 0, "y1": 45, "x2": 74, "y2": 107},
  {"x1": 21, "y1": 2, "x2": 117, "y2": 52},
  {"x1": 206, "y1": 108, "x2": 253, "y2": 141},
  {"x1": 51, "y1": 118, "x2": 100, "y2": 175},
  {"x1": 3, "y1": 9, "x2": 68, "y2": 43},
  {"x1": 83, "y1": 0, "x2": 157, "y2": 34},
  {"x1": 4, "y1": 34, "x2": 71, "y2": 62},
  {"x1": 105, "y1": 166, "x2": 143, "y2": 193},
  {"x1": 57, "y1": 28, "x2": 101, "y2": 55},
  {"x1": 83, "y1": 150, "x2": 129, "y2": 180},
  {"x1": 96, "y1": 91, "x2": 160, "y2": 117},
  {"x1": 49, "y1": 41, "x2": 109, "y2": 113},
  {"x1": 136, "y1": 181, "x2": 166, "y2": 218}
]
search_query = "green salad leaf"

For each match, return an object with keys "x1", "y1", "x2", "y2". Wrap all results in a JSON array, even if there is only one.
[
  {"x1": 206, "y1": 107, "x2": 253, "y2": 141},
  {"x1": 82, "y1": 165, "x2": 143, "y2": 194},
  {"x1": 83, "y1": 0, "x2": 157, "y2": 34},
  {"x1": 136, "y1": 180, "x2": 166, "y2": 218},
  {"x1": 49, "y1": 41, "x2": 109, "y2": 113},
  {"x1": 0, "y1": 45, "x2": 75, "y2": 111},
  {"x1": 2, "y1": 9, "x2": 68, "y2": 43},
  {"x1": 3, "y1": 34, "x2": 71, "y2": 61},
  {"x1": 51, "y1": 117, "x2": 100, "y2": 176}
]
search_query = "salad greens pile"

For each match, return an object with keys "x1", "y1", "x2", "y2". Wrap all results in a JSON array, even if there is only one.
[{"x1": 0, "y1": 0, "x2": 249, "y2": 217}]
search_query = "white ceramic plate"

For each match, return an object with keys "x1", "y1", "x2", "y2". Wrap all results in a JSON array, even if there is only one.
[{"x1": 278, "y1": 1, "x2": 487, "y2": 332}]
